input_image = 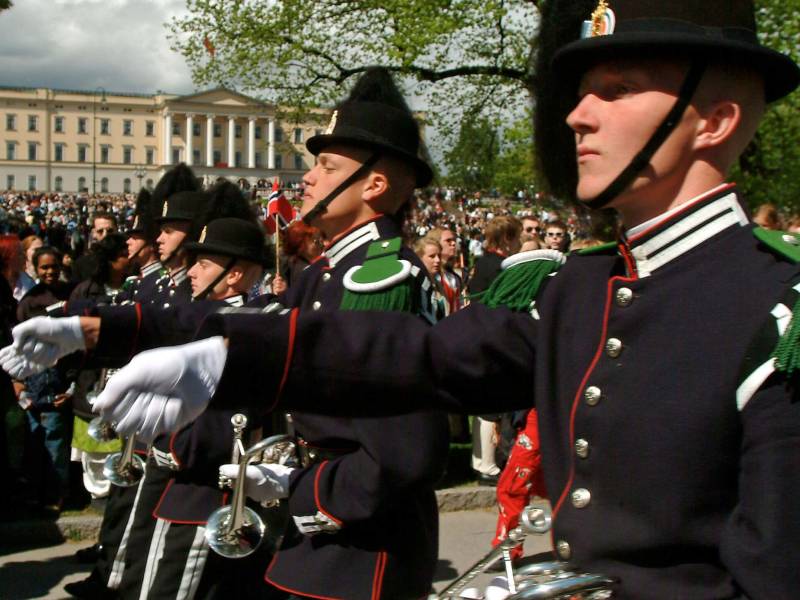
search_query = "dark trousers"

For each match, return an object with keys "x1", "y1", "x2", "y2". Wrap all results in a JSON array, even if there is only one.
[{"x1": 115, "y1": 466, "x2": 172, "y2": 597}]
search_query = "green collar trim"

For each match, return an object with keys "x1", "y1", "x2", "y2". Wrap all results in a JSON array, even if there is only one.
[
  {"x1": 753, "y1": 227, "x2": 800, "y2": 263},
  {"x1": 576, "y1": 241, "x2": 617, "y2": 256}
]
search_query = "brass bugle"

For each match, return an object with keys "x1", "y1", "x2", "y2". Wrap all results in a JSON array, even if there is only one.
[
  {"x1": 205, "y1": 434, "x2": 295, "y2": 559},
  {"x1": 103, "y1": 433, "x2": 145, "y2": 487},
  {"x1": 219, "y1": 413, "x2": 248, "y2": 490},
  {"x1": 87, "y1": 369, "x2": 119, "y2": 442},
  {"x1": 433, "y1": 503, "x2": 616, "y2": 599},
  {"x1": 87, "y1": 415, "x2": 117, "y2": 442}
]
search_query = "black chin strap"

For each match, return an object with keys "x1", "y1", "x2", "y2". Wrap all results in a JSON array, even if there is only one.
[
  {"x1": 302, "y1": 153, "x2": 381, "y2": 225},
  {"x1": 193, "y1": 256, "x2": 238, "y2": 301},
  {"x1": 583, "y1": 60, "x2": 708, "y2": 210}
]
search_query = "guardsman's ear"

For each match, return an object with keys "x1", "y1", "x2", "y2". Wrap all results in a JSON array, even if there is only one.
[
  {"x1": 361, "y1": 170, "x2": 390, "y2": 205},
  {"x1": 694, "y1": 100, "x2": 741, "y2": 151},
  {"x1": 226, "y1": 264, "x2": 244, "y2": 286}
]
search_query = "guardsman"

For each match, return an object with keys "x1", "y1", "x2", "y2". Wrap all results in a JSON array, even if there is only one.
[
  {"x1": 211, "y1": 68, "x2": 449, "y2": 600},
  {"x1": 151, "y1": 189, "x2": 210, "y2": 308},
  {"x1": 119, "y1": 188, "x2": 163, "y2": 304},
  {"x1": 123, "y1": 218, "x2": 275, "y2": 599},
  {"x1": 10, "y1": 1, "x2": 800, "y2": 598}
]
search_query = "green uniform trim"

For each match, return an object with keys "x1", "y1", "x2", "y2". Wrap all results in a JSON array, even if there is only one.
[
  {"x1": 576, "y1": 241, "x2": 617, "y2": 255},
  {"x1": 474, "y1": 250, "x2": 565, "y2": 312},
  {"x1": 341, "y1": 237, "x2": 415, "y2": 313},
  {"x1": 752, "y1": 228, "x2": 800, "y2": 375},
  {"x1": 753, "y1": 227, "x2": 800, "y2": 263}
]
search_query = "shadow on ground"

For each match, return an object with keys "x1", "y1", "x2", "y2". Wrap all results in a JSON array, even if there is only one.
[{"x1": 0, "y1": 545, "x2": 91, "y2": 599}]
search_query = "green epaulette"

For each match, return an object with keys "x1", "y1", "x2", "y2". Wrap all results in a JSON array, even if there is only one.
[
  {"x1": 755, "y1": 228, "x2": 800, "y2": 376},
  {"x1": 473, "y1": 249, "x2": 566, "y2": 312},
  {"x1": 121, "y1": 275, "x2": 139, "y2": 292},
  {"x1": 576, "y1": 241, "x2": 617, "y2": 256},
  {"x1": 340, "y1": 237, "x2": 415, "y2": 313},
  {"x1": 753, "y1": 227, "x2": 800, "y2": 263}
]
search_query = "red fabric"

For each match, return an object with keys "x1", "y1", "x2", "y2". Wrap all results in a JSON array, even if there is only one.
[{"x1": 492, "y1": 409, "x2": 547, "y2": 560}]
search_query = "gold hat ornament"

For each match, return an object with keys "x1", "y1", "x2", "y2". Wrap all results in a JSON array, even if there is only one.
[{"x1": 581, "y1": 0, "x2": 616, "y2": 38}]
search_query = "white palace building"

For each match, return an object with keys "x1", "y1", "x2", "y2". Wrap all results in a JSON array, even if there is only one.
[{"x1": 0, "y1": 85, "x2": 324, "y2": 194}]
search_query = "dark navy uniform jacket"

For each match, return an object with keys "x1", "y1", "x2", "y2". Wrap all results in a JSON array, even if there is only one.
[
  {"x1": 116, "y1": 260, "x2": 164, "y2": 305},
  {"x1": 256, "y1": 215, "x2": 448, "y2": 600},
  {"x1": 200, "y1": 186, "x2": 800, "y2": 600}
]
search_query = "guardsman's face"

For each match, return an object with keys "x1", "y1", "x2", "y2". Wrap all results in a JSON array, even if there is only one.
[
  {"x1": 301, "y1": 145, "x2": 370, "y2": 227},
  {"x1": 127, "y1": 234, "x2": 147, "y2": 260},
  {"x1": 156, "y1": 221, "x2": 190, "y2": 263},
  {"x1": 188, "y1": 254, "x2": 228, "y2": 299},
  {"x1": 567, "y1": 58, "x2": 699, "y2": 209}
]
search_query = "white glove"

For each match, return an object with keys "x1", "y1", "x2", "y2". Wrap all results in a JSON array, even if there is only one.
[
  {"x1": 218, "y1": 462, "x2": 294, "y2": 503},
  {"x1": 92, "y1": 336, "x2": 228, "y2": 443},
  {"x1": 0, "y1": 344, "x2": 44, "y2": 379},
  {"x1": 12, "y1": 316, "x2": 86, "y2": 369}
]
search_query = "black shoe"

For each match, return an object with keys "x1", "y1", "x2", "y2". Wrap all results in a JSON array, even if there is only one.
[
  {"x1": 75, "y1": 543, "x2": 101, "y2": 564},
  {"x1": 477, "y1": 473, "x2": 499, "y2": 487},
  {"x1": 64, "y1": 575, "x2": 115, "y2": 599}
]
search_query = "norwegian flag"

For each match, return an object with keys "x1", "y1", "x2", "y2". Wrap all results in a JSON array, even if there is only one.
[{"x1": 265, "y1": 180, "x2": 293, "y2": 234}]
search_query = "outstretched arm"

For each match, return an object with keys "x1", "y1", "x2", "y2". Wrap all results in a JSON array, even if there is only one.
[{"x1": 91, "y1": 302, "x2": 538, "y2": 439}]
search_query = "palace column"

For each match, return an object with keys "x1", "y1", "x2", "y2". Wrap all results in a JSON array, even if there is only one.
[
  {"x1": 185, "y1": 113, "x2": 194, "y2": 166},
  {"x1": 206, "y1": 114, "x2": 214, "y2": 167},
  {"x1": 267, "y1": 118, "x2": 275, "y2": 169},
  {"x1": 227, "y1": 116, "x2": 236, "y2": 167},
  {"x1": 163, "y1": 112, "x2": 172, "y2": 165},
  {"x1": 248, "y1": 116, "x2": 256, "y2": 169}
]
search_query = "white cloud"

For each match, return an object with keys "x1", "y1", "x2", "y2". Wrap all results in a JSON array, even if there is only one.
[{"x1": 0, "y1": 0, "x2": 196, "y2": 95}]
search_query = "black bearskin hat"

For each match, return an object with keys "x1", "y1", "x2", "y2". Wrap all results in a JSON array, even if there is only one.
[
  {"x1": 151, "y1": 163, "x2": 201, "y2": 215},
  {"x1": 306, "y1": 68, "x2": 433, "y2": 187}
]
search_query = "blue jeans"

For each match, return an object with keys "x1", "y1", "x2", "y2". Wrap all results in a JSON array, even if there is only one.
[{"x1": 26, "y1": 408, "x2": 70, "y2": 504}]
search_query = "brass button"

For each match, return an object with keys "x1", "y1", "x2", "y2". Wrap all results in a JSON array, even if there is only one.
[
  {"x1": 584, "y1": 386, "x2": 602, "y2": 406},
  {"x1": 322, "y1": 273, "x2": 331, "y2": 282},
  {"x1": 571, "y1": 488, "x2": 591, "y2": 508},
  {"x1": 575, "y1": 438, "x2": 589, "y2": 459},
  {"x1": 615, "y1": 287, "x2": 633, "y2": 307},
  {"x1": 605, "y1": 338, "x2": 623, "y2": 358},
  {"x1": 556, "y1": 540, "x2": 571, "y2": 560},
  {"x1": 312, "y1": 301, "x2": 322, "y2": 311}
]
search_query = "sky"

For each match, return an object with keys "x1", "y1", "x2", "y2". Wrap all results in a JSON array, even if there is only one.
[{"x1": 0, "y1": 0, "x2": 196, "y2": 96}]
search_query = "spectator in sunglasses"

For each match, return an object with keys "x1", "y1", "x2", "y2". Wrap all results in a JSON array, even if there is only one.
[{"x1": 543, "y1": 219, "x2": 569, "y2": 252}]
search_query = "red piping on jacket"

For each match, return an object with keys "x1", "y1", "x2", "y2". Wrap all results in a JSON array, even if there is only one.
[
  {"x1": 551, "y1": 271, "x2": 638, "y2": 528},
  {"x1": 313, "y1": 460, "x2": 343, "y2": 526}
]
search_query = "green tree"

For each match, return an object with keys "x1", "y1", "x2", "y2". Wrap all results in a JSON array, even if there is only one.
[
  {"x1": 494, "y1": 114, "x2": 537, "y2": 196},
  {"x1": 0, "y1": 1, "x2": 13, "y2": 11},
  {"x1": 443, "y1": 116, "x2": 499, "y2": 191},
  {"x1": 732, "y1": 0, "x2": 800, "y2": 214},
  {"x1": 169, "y1": 0, "x2": 540, "y2": 132}
]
